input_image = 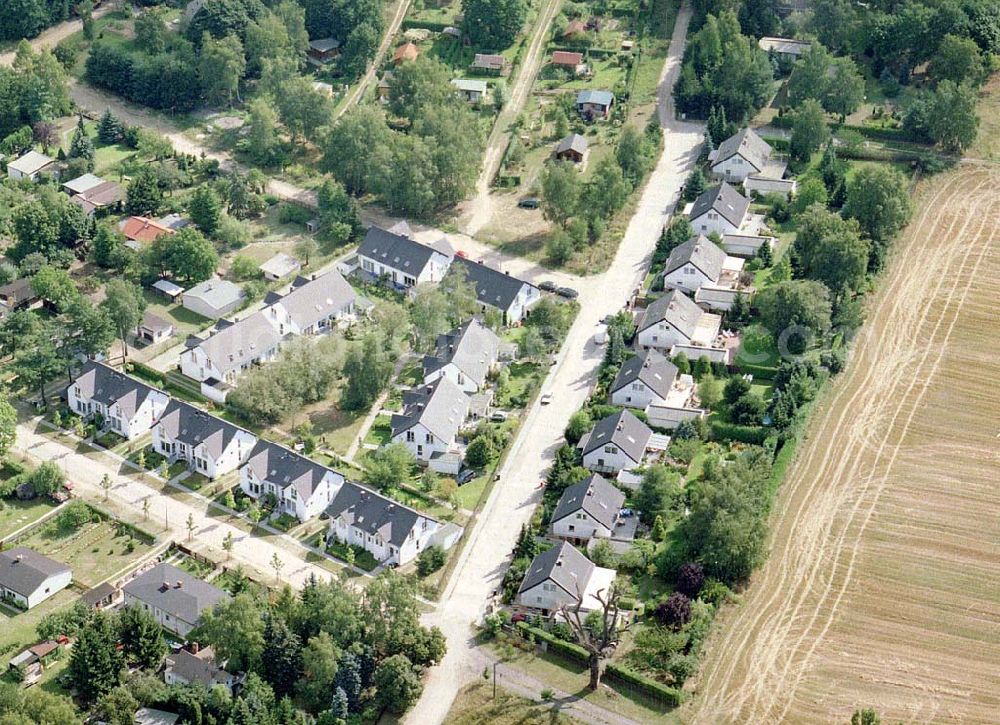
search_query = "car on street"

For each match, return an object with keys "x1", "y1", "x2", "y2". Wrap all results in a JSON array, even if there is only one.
[
  {"x1": 538, "y1": 280, "x2": 557, "y2": 292},
  {"x1": 518, "y1": 197, "x2": 540, "y2": 209},
  {"x1": 540, "y1": 392, "x2": 553, "y2": 405},
  {"x1": 556, "y1": 287, "x2": 579, "y2": 299}
]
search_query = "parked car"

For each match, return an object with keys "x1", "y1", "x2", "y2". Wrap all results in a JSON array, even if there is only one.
[
  {"x1": 456, "y1": 468, "x2": 477, "y2": 485},
  {"x1": 593, "y1": 324, "x2": 607, "y2": 345},
  {"x1": 540, "y1": 392, "x2": 553, "y2": 405},
  {"x1": 518, "y1": 197, "x2": 540, "y2": 209},
  {"x1": 556, "y1": 287, "x2": 578, "y2": 299},
  {"x1": 490, "y1": 410, "x2": 509, "y2": 422},
  {"x1": 538, "y1": 280, "x2": 557, "y2": 292}
]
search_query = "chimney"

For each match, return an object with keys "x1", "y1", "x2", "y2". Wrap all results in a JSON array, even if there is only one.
[
  {"x1": 175, "y1": 580, "x2": 183, "y2": 589},
  {"x1": 161, "y1": 581, "x2": 170, "y2": 592},
  {"x1": 14, "y1": 554, "x2": 23, "y2": 563},
  {"x1": 190, "y1": 641, "x2": 200, "y2": 655}
]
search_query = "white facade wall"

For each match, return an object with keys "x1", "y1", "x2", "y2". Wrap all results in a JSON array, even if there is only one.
[
  {"x1": 153, "y1": 426, "x2": 256, "y2": 479},
  {"x1": 239, "y1": 467, "x2": 344, "y2": 522},
  {"x1": 711, "y1": 154, "x2": 759, "y2": 182},
  {"x1": 636, "y1": 321, "x2": 690, "y2": 353},
  {"x1": 552, "y1": 511, "x2": 613, "y2": 543},
  {"x1": 517, "y1": 580, "x2": 578, "y2": 613},
  {"x1": 610, "y1": 380, "x2": 664, "y2": 409},
  {"x1": 507, "y1": 285, "x2": 541, "y2": 323},
  {"x1": 328, "y1": 516, "x2": 436, "y2": 566},
  {"x1": 67, "y1": 387, "x2": 169, "y2": 440},
  {"x1": 690, "y1": 210, "x2": 740, "y2": 237},
  {"x1": 358, "y1": 252, "x2": 451, "y2": 288},
  {"x1": 2, "y1": 570, "x2": 72, "y2": 610},
  {"x1": 424, "y1": 362, "x2": 482, "y2": 394},
  {"x1": 582, "y1": 444, "x2": 638, "y2": 474},
  {"x1": 124, "y1": 593, "x2": 197, "y2": 637},
  {"x1": 662, "y1": 263, "x2": 715, "y2": 294},
  {"x1": 180, "y1": 343, "x2": 281, "y2": 384},
  {"x1": 392, "y1": 423, "x2": 449, "y2": 463}
]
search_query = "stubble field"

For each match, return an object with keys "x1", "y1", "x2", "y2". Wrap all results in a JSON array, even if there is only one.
[{"x1": 683, "y1": 163, "x2": 1000, "y2": 724}]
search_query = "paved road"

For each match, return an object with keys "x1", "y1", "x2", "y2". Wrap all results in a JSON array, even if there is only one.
[
  {"x1": 460, "y1": 0, "x2": 564, "y2": 236},
  {"x1": 402, "y1": 5, "x2": 703, "y2": 723},
  {"x1": 12, "y1": 421, "x2": 341, "y2": 588}
]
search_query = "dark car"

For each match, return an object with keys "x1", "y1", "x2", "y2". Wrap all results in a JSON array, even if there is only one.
[
  {"x1": 538, "y1": 280, "x2": 557, "y2": 292},
  {"x1": 556, "y1": 286, "x2": 579, "y2": 299},
  {"x1": 518, "y1": 197, "x2": 540, "y2": 209},
  {"x1": 456, "y1": 468, "x2": 477, "y2": 485}
]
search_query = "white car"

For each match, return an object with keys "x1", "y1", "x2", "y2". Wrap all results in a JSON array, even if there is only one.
[{"x1": 540, "y1": 392, "x2": 553, "y2": 405}]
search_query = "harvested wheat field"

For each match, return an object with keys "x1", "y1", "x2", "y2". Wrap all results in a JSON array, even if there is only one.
[{"x1": 683, "y1": 163, "x2": 1000, "y2": 724}]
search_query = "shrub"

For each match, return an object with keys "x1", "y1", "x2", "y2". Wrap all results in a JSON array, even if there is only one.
[
  {"x1": 699, "y1": 579, "x2": 732, "y2": 605},
  {"x1": 709, "y1": 421, "x2": 769, "y2": 444},
  {"x1": 416, "y1": 545, "x2": 446, "y2": 576},
  {"x1": 55, "y1": 501, "x2": 95, "y2": 532},
  {"x1": 515, "y1": 622, "x2": 589, "y2": 665},
  {"x1": 603, "y1": 663, "x2": 685, "y2": 706},
  {"x1": 676, "y1": 562, "x2": 705, "y2": 597},
  {"x1": 656, "y1": 592, "x2": 691, "y2": 629}
]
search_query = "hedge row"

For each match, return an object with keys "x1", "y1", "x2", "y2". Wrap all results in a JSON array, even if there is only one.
[
  {"x1": 515, "y1": 622, "x2": 590, "y2": 665},
  {"x1": 710, "y1": 421, "x2": 770, "y2": 445},
  {"x1": 126, "y1": 362, "x2": 167, "y2": 387},
  {"x1": 401, "y1": 20, "x2": 452, "y2": 32},
  {"x1": 603, "y1": 663, "x2": 685, "y2": 707}
]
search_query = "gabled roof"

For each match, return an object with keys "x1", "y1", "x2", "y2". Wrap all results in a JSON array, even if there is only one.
[
  {"x1": 391, "y1": 376, "x2": 470, "y2": 443},
  {"x1": 270, "y1": 271, "x2": 357, "y2": 329},
  {"x1": 712, "y1": 128, "x2": 772, "y2": 172},
  {"x1": 581, "y1": 409, "x2": 652, "y2": 464},
  {"x1": 637, "y1": 289, "x2": 704, "y2": 338},
  {"x1": 243, "y1": 440, "x2": 341, "y2": 501},
  {"x1": 689, "y1": 183, "x2": 750, "y2": 227},
  {"x1": 394, "y1": 42, "x2": 419, "y2": 63},
  {"x1": 609, "y1": 349, "x2": 678, "y2": 400},
  {"x1": 453, "y1": 256, "x2": 536, "y2": 314},
  {"x1": 422, "y1": 318, "x2": 500, "y2": 388},
  {"x1": 62, "y1": 173, "x2": 104, "y2": 195},
  {"x1": 192, "y1": 312, "x2": 282, "y2": 375},
  {"x1": 552, "y1": 50, "x2": 583, "y2": 66},
  {"x1": 563, "y1": 19, "x2": 588, "y2": 36},
  {"x1": 518, "y1": 541, "x2": 594, "y2": 597},
  {"x1": 73, "y1": 180, "x2": 123, "y2": 210},
  {"x1": 576, "y1": 89, "x2": 614, "y2": 107},
  {"x1": 472, "y1": 53, "x2": 506, "y2": 69},
  {"x1": 451, "y1": 78, "x2": 488, "y2": 94},
  {"x1": 326, "y1": 482, "x2": 435, "y2": 547},
  {"x1": 357, "y1": 226, "x2": 449, "y2": 276},
  {"x1": 121, "y1": 216, "x2": 174, "y2": 244},
  {"x1": 123, "y1": 563, "x2": 228, "y2": 624},
  {"x1": 550, "y1": 474, "x2": 625, "y2": 531},
  {"x1": 157, "y1": 400, "x2": 251, "y2": 458},
  {"x1": 69, "y1": 360, "x2": 164, "y2": 419},
  {"x1": 664, "y1": 236, "x2": 727, "y2": 281},
  {"x1": 309, "y1": 37, "x2": 341, "y2": 52},
  {"x1": 0, "y1": 548, "x2": 70, "y2": 598},
  {"x1": 184, "y1": 279, "x2": 244, "y2": 310},
  {"x1": 556, "y1": 133, "x2": 588, "y2": 156},
  {"x1": 8, "y1": 151, "x2": 54, "y2": 176},
  {"x1": 141, "y1": 310, "x2": 174, "y2": 333},
  {"x1": 164, "y1": 646, "x2": 233, "y2": 688},
  {"x1": 0, "y1": 277, "x2": 38, "y2": 305}
]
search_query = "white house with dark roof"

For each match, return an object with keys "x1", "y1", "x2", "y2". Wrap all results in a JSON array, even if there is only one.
[
  {"x1": 516, "y1": 541, "x2": 616, "y2": 616},
  {"x1": 709, "y1": 128, "x2": 773, "y2": 182},
  {"x1": 239, "y1": 440, "x2": 344, "y2": 521},
  {"x1": 179, "y1": 312, "x2": 284, "y2": 386},
  {"x1": 67, "y1": 361, "x2": 170, "y2": 440},
  {"x1": 422, "y1": 318, "x2": 500, "y2": 393},
  {"x1": 636, "y1": 289, "x2": 722, "y2": 353},
  {"x1": 579, "y1": 409, "x2": 654, "y2": 474},
  {"x1": 453, "y1": 256, "x2": 540, "y2": 324},
  {"x1": 264, "y1": 270, "x2": 359, "y2": 336},
  {"x1": 182, "y1": 280, "x2": 245, "y2": 320},
  {"x1": 325, "y1": 482, "x2": 446, "y2": 566},
  {"x1": 357, "y1": 226, "x2": 453, "y2": 288},
  {"x1": 687, "y1": 183, "x2": 751, "y2": 236},
  {"x1": 390, "y1": 377, "x2": 470, "y2": 472},
  {"x1": 153, "y1": 401, "x2": 256, "y2": 479},
  {"x1": 164, "y1": 644, "x2": 241, "y2": 694},
  {"x1": 0, "y1": 548, "x2": 72, "y2": 610},
  {"x1": 550, "y1": 474, "x2": 626, "y2": 545},
  {"x1": 662, "y1": 236, "x2": 746, "y2": 311},
  {"x1": 609, "y1": 350, "x2": 678, "y2": 409},
  {"x1": 123, "y1": 563, "x2": 229, "y2": 637}
]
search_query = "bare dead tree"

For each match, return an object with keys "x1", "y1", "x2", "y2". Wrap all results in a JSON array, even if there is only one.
[{"x1": 560, "y1": 584, "x2": 631, "y2": 691}]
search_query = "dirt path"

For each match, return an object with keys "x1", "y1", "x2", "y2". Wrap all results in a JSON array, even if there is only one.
[
  {"x1": 0, "y1": 4, "x2": 114, "y2": 66},
  {"x1": 684, "y1": 164, "x2": 1000, "y2": 724},
  {"x1": 459, "y1": 0, "x2": 564, "y2": 236}
]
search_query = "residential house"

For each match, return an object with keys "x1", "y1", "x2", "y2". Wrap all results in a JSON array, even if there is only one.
[
  {"x1": 260, "y1": 252, "x2": 301, "y2": 282},
  {"x1": 356, "y1": 225, "x2": 453, "y2": 288},
  {"x1": 758, "y1": 36, "x2": 811, "y2": 59},
  {"x1": 121, "y1": 216, "x2": 174, "y2": 250},
  {"x1": 422, "y1": 318, "x2": 501, "y2": 394},
  {"x1": 153, "y1": 401, "x2": 257, "y2": 479},
  {"x1": 635, "y1": 289, "x2": 723, "y2": 354},
  {"x1": 579, "y1": 409, "x2": 654, "y2": 474},
  {"x1": 67, "y1": 361, "x2": 170, "y2": 440},
  {"x1": 471, "y1": 53, "x2": 507, "y2": 75},
  {"x1": 70, "y1": 180, "x2": 124, "y2": 216},
  {"x1": 662, "y1": 236, "x2": 747, "y2": 311},
  {"x1": 645, "y1": 372, "x2": 707, "y2": 430},
  {"x1": 7, "y1": 151, "x2": 56, "y2": 182},
  {"x1": 239, "y1": 440, "x2": 345, "y2": 522},
  {"x1": 722, "y1": 232, "x2": 774, "y2": 258},
  {"x1": 81, "y1": 582, "x2": 122, "y2": 610},
  {"x1": 182, "y1": 279, "x2": 245, "y2": 319},
  {"x1": 61, "y1": 173, "x2": 104, "y2": 195},
  {"x1": 307, "y1": 37, "x2": 341, "y2": 64},
  {"x1": 123, "y1": 563, "x2": 229, "y2": 637},
  {"x1": 264, "y1": 270, "x2": 359, "y2": 336},
  {"x1": 393, "y1": 42, "x2": 419, "y2": 65},
  {"x1": 325, "y1": 482, "x2": 447, "y2": 566},
  {"x1": 515, "y1": 541, "x2": 616, "y2": 616},
  {"x1": 164, "y1": 643, "x2": 241, "y2": 694},
  {"x1": 550, "y1": 474, "x2": 626, "y2": 545},
  {"x1": 554, "y1": 133, "x2": 588, "y2": 164},
  {"x1": 391, "y1": 376, "x2": 470, "y2": 473},
  {"x1": 453, "y1": 256, "x2": 540, "y2": 324},
  {"x1": 576, "y1": 90, "x2": 614, "y2": 120},
  {"x1": 687, "y1": 182, "x2": 751, "y2": 236},
  {"x1": 551, "y1": 50, "x2": 586, "y2": 76},
  {"x1": 179, "y1": 312, "x2": 283, "y2": 386},
  {"x1": 451, "y1": 78, "x2": 488, "y2": 104},
  {"x1": 709, "y1": 127, "x2": 773, "y2": 182},
  {"x1": 135, "y1": 708, "x2": 181, "y2": 725},
  {"x1": 0, "y1": 548, "x2": 72, "y2": 609},
  {"x1": 609, "y1": 349, "x2": 678, "y2": 409},
  {"x1": 0, "y1": 278, "x2": 40, "y2": 311},
  {"x1": 138, "y1": 311, "x2": 174, "y2": 345}
]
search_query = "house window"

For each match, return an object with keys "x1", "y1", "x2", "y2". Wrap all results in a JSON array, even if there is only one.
[
  {"x1": 425, "y1": 433, "x2": 433, "y2": 444},
  {"x1": 568, "y1": 525, "x2": 575, "y2": 531},
  {"x1": 684, "y1": 267, "x2": 694, "y2": 275},
  {"x1": 404, "y1": 275, "x2": 416, "y2": 286},
  {"x1": 406, "y1": 431, "x2": 415, "y2": 442}
]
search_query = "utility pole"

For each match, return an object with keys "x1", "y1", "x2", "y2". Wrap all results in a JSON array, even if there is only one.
[{"x1": 493, "y1": 661, "x2": 499, "y2": 699}]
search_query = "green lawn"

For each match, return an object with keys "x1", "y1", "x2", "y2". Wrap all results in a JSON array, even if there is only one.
[
  {"x1": 495, "y1": 361, "x2": 543, "y2": 408},
  {"x1": 325, "y1": 538, "x2": 379, "y2": 571},
  {"x1": 406, "y1": 0, "x2": 461, "y2": 25},
  {"x1": 0, "y1": 498, "x2": 58, "y2": 539},
  {"x1": 0, "y1": 589, "x2": 77, "y2": 669},
  {"x1": 734, "y1": 324, "x2": 780, "y2": 369},
  {"x1": 364, "y1": 415, "x2": 393, "y2": 447},
  {"x1": 141, "y1": 290, "x2": 213, "y2": 339},
  {"x1": 447, "y1": 681, "x2": 581, "y2": 724},
  {"x1": 453, "y1": 473, "x2": 489, "y2": 510}
]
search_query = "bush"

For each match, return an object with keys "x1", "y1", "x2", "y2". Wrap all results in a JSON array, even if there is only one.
[
  {"x1": 603, "y1": 663, "x2": 685, "y2": 706},
  {"x1": 655, "y1": 592, "x2": 691, "y2": 629},
  {"x1": 675, "y1": 562, "x2": 705, "y2": 597},
  {"x1": 278, "y1": 203, "x2": 313, "y2": 225},
  {"x1": 515, "y1": 622, "x2": 590, "y2": 665},
  {"x1": 709, "y1": 421, "x2": 769, "y2": 444},
  {"x1": 416, "y1": 545, "x2": 446, "y2": 576},
  {"x1": 54, "y1": 501, "x2": 95, "y2": 532},
  {"x1": 125, "y1": 362, "x2": 166, "y2": 386}
]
